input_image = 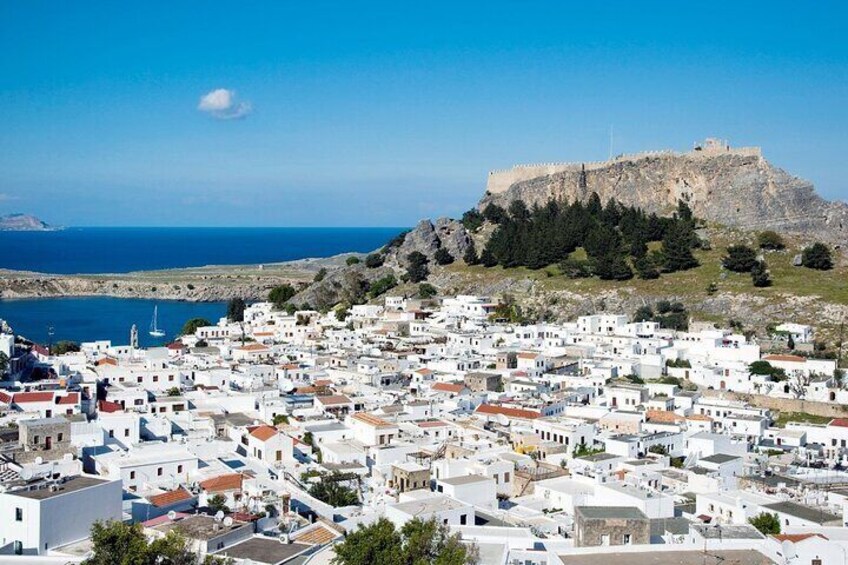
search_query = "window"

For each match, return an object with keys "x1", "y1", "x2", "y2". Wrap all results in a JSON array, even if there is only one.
[
  {"x1": 157, "y1": 467, "x2": 163, "y2": 476},
  {"x1": 58, "y1": 433, "x2": 64, "y2": 442},
  {"x1": 108, "y1": 430, "x2": 114, "y2": 438},
  {"x1": 177, "y1": 465, "x2": 183, "y2": 474},
  {"x1": 460, "y1": 514, "x2": 467, "y2": 525},
  {"x1": 153, "y1": 375, "x2": 159, "y2": 382},
  {"x1": 15, "y1": 507, "x2": 23, "y2": 521},
  {"x1": 33, "y1": 435, "x2": 40, "y2": 444},
  {"x1": 130, "y1": 471, "x2": 136, "y2": 479},
  {"x1": 623, "y1": 534, "x2": 631, "y2": 545},
  {"x1": 124, "y1": 429, "x2": 130, "y2": 437},
  {"x1": 504, "y1": 472, "x2": 510, "y2": 483}
]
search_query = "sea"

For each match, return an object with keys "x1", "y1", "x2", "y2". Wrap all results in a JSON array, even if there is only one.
[{"x1": 0, "y1": 227, "x2": 404, "y2": 347}]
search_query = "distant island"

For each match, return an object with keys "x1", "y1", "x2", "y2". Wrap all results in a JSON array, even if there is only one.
[{"x1": 0, "y1": 213, "x2": 58, "y2": 231}]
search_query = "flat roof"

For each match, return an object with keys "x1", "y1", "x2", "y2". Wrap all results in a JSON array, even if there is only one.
[
  {"x1": 559, "y1": 550, "x2": 775, "y2": 565},
  {"x1": 763, "y1": 501, "x2": 841, "y2": 524},
  {"x1": 439, "y1": 474, "x2": 491, "y2": 486},
  {"x1": 215, "y1": 537, "x2": 310, "y2": 564},
  {"x1": 700, "y1": 453, "x2": 740, "y2": 464},
  {"x1": 575, "y1": 506, "x2": 647, "y2": 520},
  {"x1": 13, "y1": 475, "x2": 109, "y2": 500}
]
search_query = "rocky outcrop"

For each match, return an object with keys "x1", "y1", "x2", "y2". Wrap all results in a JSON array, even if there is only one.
[
  {"x1": 291, "y1": 264, "x2": 396, "y2": 311},
  {"x1": 480, "y1": 151, "x2": 848, "y2": 248},
  {"x1": 385, "y1": 218, "x2": 472, "y2": 268}
]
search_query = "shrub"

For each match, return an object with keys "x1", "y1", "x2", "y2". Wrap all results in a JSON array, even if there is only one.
[
  {"x1": 722, "y1": 244, "x2": 758, "y2": 273},
  {"x1": 559, "y1": 258, "x2": 592, "y2": 279},
  {"x1": 801, "y1": 242, "x2": 833, "y2": 270},
  {"x1": 434, "y1": 247, "x2": 454, "y2": 265},
  {"x1": 313, "y1": 268, "x2": 328, "y2": 282},
  {"x1": 346, "y1": 256, "x2": 361, "y2": 266},
  {"x1": 758, "y1": 230, "x2": 785, "y2": 250},
  {"x1": 269, "y1": 284, "x2": 296, "y2": 308},
  {"x1": 406, "y1": 251, "x2": 430, "y2": 283},
  {"x1": 369, "y1": 274, "x2": 398, "y2": 299},
  {"x1": 418, "y1": 283, "x2": 438, "y2": 299},
  {"x1": 365, "y1": 253, "x2": 384, "y2": 268},
  {"x1": 180, "y1": 318, "x2": 210, "y2": 336},
  {"x1": 749, "y1": 512, "x2": 781, "y2": 535},
  {"x1": 751, "y1": 260, "x2": 771, "y2": 287},
  {"x1": 461, "y1": 208, "x2": 484, "y2": 231}
]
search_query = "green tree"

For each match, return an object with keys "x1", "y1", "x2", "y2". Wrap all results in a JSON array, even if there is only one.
[
  {"x1": 167, "y1": 387, "x2": 181, "y2": 397},
  {"x1": 749, "y1": 512, "x2": 781, "y2": 535},
  {"x1": 365, "y1": 253, "x2": 384, "y2": 268},
  {"x1": 51, "y1": 340, "x2": 80, "y2": 355},
  {"x1": 460, "y1": 208, "x2": 484, "y2": 231},
  {"x1": 369, "y1": 275, "x2": 398, "y2": 299},
  {"x1": 757, "y1": 230, "x2": 785, "y2": 250},
  {"x1": 406, "y1": 251, "x2": 430, "y2": 283},
  {"x1": 332, "y1": 518, "x2": 477, "y2": 565},
  {"x1": 181, "y1": 318, "x2": 211, "y2": 336},
  {"x1": 83, "y1": 521, "x2": 227, "y2": 565},
  {"x1": 226, "y1": 298, "x2": 246, "y2": 322},
  {"x1": 434, "y1": 247, "x2": 455, "y2": 265},
  {"x1": 314, "y1": 268, "x2": 328, "y2": 282},
  {"x1": 463, "y1": 241, "x2": 478, "y2": 265},
  {"x1": 559, "y1": 258, "x2": 592, "y2": 279},
  {"x1": 722, "y1": 245, "x2": 758, "y2": 272},
  {"x1": 418, "y1": 283, "x2": 438, "y2": 299},
  {"x1": 482, "y1": 203, "x2": 507, "y2": 224},
  {"x1": 634, "y1": 255, "x2": 660, "y2": 280},
  {"x1": 0, "y1": 351, "x2": 8, "y2": 375},
  {"x1": 83, "y1": 521, "x2": 151, "y2": 565},
  {"x1": 308, "y1": 473, "x2": 359, "y2": 507},
  {"x1": 750, "y1": 260, "x2": 771, "y2": 287},
  {"x1": 269, "y1": 284, "x2": 296, "y2": 308},
  {"x1": 661, "y1": 221, "x2": 699, "y2": 272},
  {"x1": 207, "y1": 493, "x2": 230, "y2": 514},
  {"x1": 272, "y1": 414, "x2": 289, "y2": 426},
  {"x1": 346, "y1": 256, "x2": 361, "y2": 266},
  {"x1": 801, "y1": 242, "x2": 833, "y2": 270},
  {"x1": 332, "y1": 518, "x2": 403, "y2": 565},
  {"x1": 479, "y1": 247, "x2": 497, "y2": 267}
]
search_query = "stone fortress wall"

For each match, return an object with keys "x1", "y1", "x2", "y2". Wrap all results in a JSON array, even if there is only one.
[{"x1": 486, "y1": 138, "x2": 762, "y2": 195}]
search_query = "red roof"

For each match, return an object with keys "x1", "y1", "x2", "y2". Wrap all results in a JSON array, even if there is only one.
[
  {"x1": 248, "y1": 425, "x2": 278, "y2": 441},
  {"x1": 432, "y1": 382, "x2": 465, "y2": 394},
  {"x1": 149, "y1": 487, "x2": 193, "y2": 508},
  {"x1": 13, "y1": 392, "x2": 54, "y2": 403},
  {"x1": 829, "y1": 418, "x2": 848, "y2": 428},
  {"x1": 199, "y1": 473, "x2": 243, "y2": 493},
  {"x1": 57, "y1": 393, "x2": 79, "y2": 405},
  {"x1": 0, "y1": 391, "x2": 12, "y2": 404},
  {"x1": 96, "y1": 357, "x2": 118, "y2": 366},
  {"x1": 475, "y1": 403, "x2": 540, "y2": 420},
  {"x1": 773, "y1": 533, "x2": 828, "y2": 543},
  {"x1": 764, "y1": 354, "x2": 806, "y2": 363},
  {"x1": 98, "y1": 399, "x2": 123, "y2": 413}
]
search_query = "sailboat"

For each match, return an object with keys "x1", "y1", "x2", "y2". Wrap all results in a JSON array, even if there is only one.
[{"x1": 149, "y1": 305, "x2": 166, "y2": 338}]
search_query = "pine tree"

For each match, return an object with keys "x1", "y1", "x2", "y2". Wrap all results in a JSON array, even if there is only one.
[
  {"x1": 751, "y1": 260, "x2": 771, "y2": 287},
  {"x1": 463, "y1": 241, "x2": 478, "y2": 265},
  {"x1": 662, "y1": 222, "x2": 699, "y2": 272}
]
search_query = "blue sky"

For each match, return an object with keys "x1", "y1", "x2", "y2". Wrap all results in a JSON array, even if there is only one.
[{"x1": 1, "y1": 2, "x2": 846, "y2": 227}]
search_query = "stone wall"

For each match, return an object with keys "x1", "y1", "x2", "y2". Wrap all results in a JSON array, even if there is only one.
[{"x1": 701, "y1": 389, "x2": 848, "y2": 419}]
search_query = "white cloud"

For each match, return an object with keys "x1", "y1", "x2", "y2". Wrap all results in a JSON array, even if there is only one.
[{"x1": 197, "y1": 88, "x2": 252, "y2": 120}]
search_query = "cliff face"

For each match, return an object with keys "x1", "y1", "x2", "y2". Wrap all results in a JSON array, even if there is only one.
[{"x1": 480, "y1": 152, "x2": 848, "y2": 247}]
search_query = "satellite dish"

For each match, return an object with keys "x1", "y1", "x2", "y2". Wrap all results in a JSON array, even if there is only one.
[
  {"x1": 215, "y1": 511, "x2": 225, "y2": 522},
  {"x1": 167, "y1": 510, "x2": 177, "y2": 520},
  {"x1": 34, "y1": 456, "x2": 43, "y2": 465},
  {"x1": 223, "y1": 517, "x2": 233, "y2": 527},
  {"x1": 280, "y1": 379, "x2": 295, "y2": 393},
  {"x1": 781, "y1": 540, "x2": 796, "y2": 559}
]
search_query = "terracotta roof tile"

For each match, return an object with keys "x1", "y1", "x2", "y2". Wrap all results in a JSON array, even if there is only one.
[
  {"x1": 432, "y1": 382, "x2": 465, "y2": 394},
  {"x1": 773, "y1": 533, "x2": 828, "y2": 543},
  {"x1": 199, "y1": 473, "x2": 243, "y2": 493},
  {"x1": 646, "y1": 409, "x2": 683, "y2": 424},
  {"x1": 295, "y1": 524, "x2": 340, "y2": 545},
  {"x1": 764, "y1": 354, "x2": 807, "y2": 363},
  {"x1": 13, "y1": 392, "x2": 54, "y2": 403},
  {"x1": 249, "y1": 425, "x2": 278, "y2": 441},
  {"x1": 149, "y1": 487, "x2": 193, "y2": 508},
  {"x1": 475, "y1": 403, "x2": 540, "y2": 420},
  {"x1": 57, "y1": 393, "x2": 79, "y2": 405}
]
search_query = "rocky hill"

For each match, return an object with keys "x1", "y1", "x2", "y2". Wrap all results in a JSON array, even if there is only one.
[
  {"x1": 480, "y1": 142, "x2": 848, "y2": 248},
  {"x1": 0, "y1": 213, "x2": 55, "y2": 231}
]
